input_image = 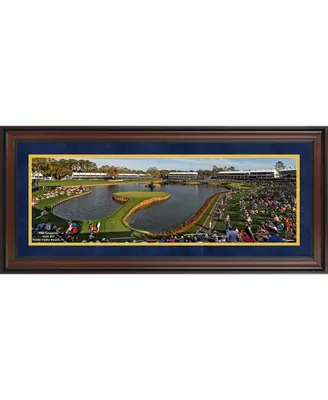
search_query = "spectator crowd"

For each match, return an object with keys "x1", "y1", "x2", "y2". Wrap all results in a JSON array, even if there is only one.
[{"x1": 32, "y1": 185, "x2": 89, "y2": 208}]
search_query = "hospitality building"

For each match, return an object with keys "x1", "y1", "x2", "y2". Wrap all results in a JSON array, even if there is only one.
[
  {"x1": 168, "y1": 171, "x2": 198, "y2": 180},
  {"x1": 71, "y1": 172, "x2": 108, "y2": 179},
  {"x1": 216, "y1": 168, "x2": 296, "y2": 181},
  {"x1": 217, "y1": 169, "x2": 279, "y2": 180},
  {"x1": 277, "y1": 168, "x2": 296, "y2": 181},
  {"x1": 117, "y1": 173, "x2": 152, "y2": 180}
]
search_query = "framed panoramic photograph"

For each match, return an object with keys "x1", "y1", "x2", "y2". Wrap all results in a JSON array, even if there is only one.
[{"x1": 0, "y1": 127, "x2": 327, "y2": 273}]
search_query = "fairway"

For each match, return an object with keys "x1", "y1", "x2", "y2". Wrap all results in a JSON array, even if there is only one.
[{"x1": 222, "y1": 182, "x2": 255, "y2": 190}]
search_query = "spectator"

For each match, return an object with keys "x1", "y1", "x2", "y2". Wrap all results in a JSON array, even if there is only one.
[
  {"x1": 227, "y1": 227, "x2": 238, "y2": 242},
  {"x1": 267, "y1": 228, "x2": 284, "y2": 242}
]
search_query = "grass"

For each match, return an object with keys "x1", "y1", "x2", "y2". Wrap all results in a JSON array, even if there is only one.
[
  {"x1": 37, "y1": 194, "x2": 72, "y2": 209},
  {"x1": 215, "y1": 193, "x2": 247, "y2": 233},
  {"x1": 221, "y1": 181, "x2": 255, "y2": 190},
  {"x1": 114, "y1": 191, "x2": 168, "y2": 199},
  {"x1": 32, "y1": 208, "x2": 77, "y2": 232}
]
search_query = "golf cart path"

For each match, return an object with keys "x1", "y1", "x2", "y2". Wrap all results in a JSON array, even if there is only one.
[{"x1": 197, "y1": 194, "x2": 224, "y2": 234}]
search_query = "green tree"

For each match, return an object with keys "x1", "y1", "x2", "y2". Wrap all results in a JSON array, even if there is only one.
[
  {"x1": 147, "y1": 167, "x2": 161, "y2": 178},
  {"x1": 54, "y1": 167, "x2": 73, "y2": 180},
  {"x1": 159, "y1": 169, "x2": 169, "y2": 178},
  {"x1": 98, "y1": 165, "x2": 110, "y2": 172},
  {"x1": 275, "y1": 161, "x2": 286, "y2": 170},
  {"x1": 107, "y1": 166, "x2": 120, "y2": 177}
]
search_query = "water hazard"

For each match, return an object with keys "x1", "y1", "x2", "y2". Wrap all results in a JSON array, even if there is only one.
[{"x1": 52, "y1": 183, "x2": 228, "y2": 232}]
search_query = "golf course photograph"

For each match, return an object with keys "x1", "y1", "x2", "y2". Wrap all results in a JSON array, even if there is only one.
[{"x1": 29, "y1": 155, "x2": 299, "y2": 245}]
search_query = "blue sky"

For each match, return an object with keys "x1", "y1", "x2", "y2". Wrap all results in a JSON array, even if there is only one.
[{"x1": 82, "y1": 157, "x2": 296, "y2": 170}]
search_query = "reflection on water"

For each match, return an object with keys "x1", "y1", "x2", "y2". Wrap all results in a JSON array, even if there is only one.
[{"x1": 53, "y1": 183, "x2": 228, "y2": 232}]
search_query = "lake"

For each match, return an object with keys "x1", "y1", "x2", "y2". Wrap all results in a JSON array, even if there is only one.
[{"x1": 52, "y1": 183, "x2": 228, "y2": 232}]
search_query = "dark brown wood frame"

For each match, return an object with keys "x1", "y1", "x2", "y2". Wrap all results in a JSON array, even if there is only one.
[{"x1": 0, "y1": 127, "x2": 327, "y2": 273}]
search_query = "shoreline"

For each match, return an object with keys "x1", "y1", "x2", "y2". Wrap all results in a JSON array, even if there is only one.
[
  {"x1": 154, "y1": 192, "x2": 225, "y2": 236},
  {"x1": 51, "y1": 189, "x2": 92, "y2": 212},
  {"x1": 112, "y1": 193, "x2": 171, "y2": 236}
]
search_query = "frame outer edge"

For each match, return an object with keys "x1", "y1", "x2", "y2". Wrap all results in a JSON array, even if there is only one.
[
  {"x1": 325, "y1": 127, "x2": 328, "y2": 272},
  {"x1": 0, "y1": 128, "x2": 4, "y2": 272},
  {"x1": 1, "y1": 125, "x2": 327, "y2": 131},
  {"x1": 2, "y1": 126, "x2": 328, "y2": 273}
]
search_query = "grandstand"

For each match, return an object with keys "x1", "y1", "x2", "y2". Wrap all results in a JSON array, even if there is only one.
[
  {"x1": 277, "y1": 168, "x2": 296, "y2": 181},
  {"x1": 249, "y1": 169, "x2": 279, "y2": 180},
  {"x1": 117, "y1": 173, "x2": 152, "y2": 180},
  {"x1": 217, "y1": 168, "x2": 295, "y2": 181},
  {"x1": 216, "y1": 170, "x2": 250, "y2": 180},
  {"x1": 168, "y1": 171, "x2": 198, "y2": 180},
  {"x1": 71, "y1": 172, "x2": 108, "y2": 179}
]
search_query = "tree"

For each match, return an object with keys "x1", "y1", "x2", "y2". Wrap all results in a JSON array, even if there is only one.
[
  {"x1": 275, "y1": 161, "x2": 286, "y2": 170},
  {"x1": 159, "y1": 169, "x2": 169, "y2": 178},
  {"x1": 107, "y1": 166, "x2": 120, "y2": 177},
  {"x1": 54, "y1": 167, "x2": 73, "y2": 180},
  {"x1": 203, "y1": 169, "x2": 213, "y2": 177},
  {"x1": 71, "y1": 160, "x2": 82, "y2": 172},
  {"x1": 118, "y1": 167, "x2": 132, "y2": 174},
  {"x1": 212, "y1": 165, "x2": 224, "y2": 175},
  {"x1": 147, "y1": 167, "x2": 161, "y2": 178},
  {"x1": 98, "y1": 165, "x2": 109, "y2": 172},
  {"x1": 32, "y1": 158, "x2": 58, "y2": 177},
  {"x1": 82, "y1": 160, "x2": 97, "y2": 171},
  {"x1": 32, "y1": 158, "x2": 49, "y2": 174}
]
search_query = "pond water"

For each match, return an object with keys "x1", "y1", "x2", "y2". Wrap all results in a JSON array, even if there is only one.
[{"x1": 52, "y1": 183, "x2": 228, "y2": 232}]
